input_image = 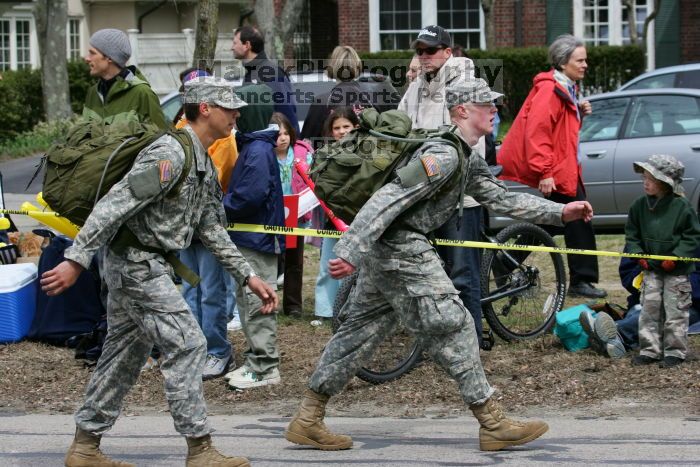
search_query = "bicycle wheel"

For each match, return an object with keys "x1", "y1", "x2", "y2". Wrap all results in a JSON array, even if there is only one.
[
  {"x1": 332, "y1": 273, "x2": 422, "y2": 385},
  {"x1": 480, "y1": 222, "x2": 566, "y2": 341}
]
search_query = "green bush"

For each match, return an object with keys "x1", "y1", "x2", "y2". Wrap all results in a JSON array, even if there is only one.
[
  {"x1": 0, "y1": 117, "x2": 78, "y2": 159},
  {"x1": 0, "y1": 60, "x2": 93, "y2": 143},
  {"x1": 360, "y1": 45, "x2": 645, "y2": 120}
]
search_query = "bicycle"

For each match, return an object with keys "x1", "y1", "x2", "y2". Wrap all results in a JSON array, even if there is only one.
[{"x1": 331, "y1": 221, "x2": 567, "y2": 385}]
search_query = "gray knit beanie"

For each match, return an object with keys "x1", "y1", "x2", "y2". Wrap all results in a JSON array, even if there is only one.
[{"x1": 89, "y1": 29, "x2": 131, "y2": 68}]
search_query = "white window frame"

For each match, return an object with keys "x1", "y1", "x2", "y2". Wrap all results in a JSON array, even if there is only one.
[
  {"x1": 0, "y1": 13, "x2": 38, "y2": 70},
  {"x1": 369, "y1": 0, "x2": 485, "y2": 52},
  {"x1": 67, "y1": 17, "x2": 85, "y2": 61},
  {"x1": 573, "y1": 0, "x2": 656, "y2": 70}
]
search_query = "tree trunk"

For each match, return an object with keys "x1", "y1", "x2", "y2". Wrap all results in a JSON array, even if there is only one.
[
  {"x1": 482, "y1": 0, "x2": 496, "y2": 50},
  {"x1": 253, "y1": 0, "x2": 306, "y2": 60},
  {"x1": 34, "y1": 0, "x2": 72, "y2": 121},
  {"x1": 641, "y1": 0, "x2": 662, "y2": 52},
  {"x1": 192, "y1": 0, "x2": 220, "y2": 70},
  {"x1": 622, "y1": 0, "x2": 638, "y2": 45}
]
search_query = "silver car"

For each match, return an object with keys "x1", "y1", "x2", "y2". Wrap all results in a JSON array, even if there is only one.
[
  {"x1": 619, "y1": 63, "x2": 700, "y2": 91},
  {"x1": 490, "y1": 88, "x2": 700, "y2": 231}
]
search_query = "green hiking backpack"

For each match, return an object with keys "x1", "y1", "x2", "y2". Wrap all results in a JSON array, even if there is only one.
[
  {"x1": 42, "y1": 117, "x2": 193, "y2": 227},
  {"x1": 310, "y1": 108, "x2": 466, "y2": 224}
]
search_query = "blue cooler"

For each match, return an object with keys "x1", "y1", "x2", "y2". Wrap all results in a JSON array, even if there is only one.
[{"x1": 0, "y1": 263, "x2": 38, "y2": 343}]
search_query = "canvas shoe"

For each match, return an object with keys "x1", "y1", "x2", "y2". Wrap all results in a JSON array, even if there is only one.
[
  {"x1": 227, "y1": 366, "x2": 281, "y2": 389},
  {"x1": 202, "y1": 354, "x2": 232, "y2": 381},
  {"x1": 593, "y1": 313, "x2": 627, "y2": 359},
  {"x1": 578, "y1": 311, "x2": 606, "y2": 356},
  {"x1": 227, "y1": 316, "x2": 242, "y2": 331}
]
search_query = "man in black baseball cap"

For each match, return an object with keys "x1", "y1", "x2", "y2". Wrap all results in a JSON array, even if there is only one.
[
  {"x1": 410, "y1": 25, "x2": 453, "y2": 76},
  {"x1": 411, "y1": 25, "x2": 452, "y2": 48}
]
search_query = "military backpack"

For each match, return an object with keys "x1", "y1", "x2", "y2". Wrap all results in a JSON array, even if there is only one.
[
  {"x1": 42, "y1": 117, "x2": 193, "y2": 227},
  {"x1": 310, "y1": 108, "x2": 467, "y2": 224}
]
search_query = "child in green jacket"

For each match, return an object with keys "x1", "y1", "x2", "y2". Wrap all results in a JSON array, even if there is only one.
[{"x1": 626, "y1": 154, "x2": 700, "y2": 368}]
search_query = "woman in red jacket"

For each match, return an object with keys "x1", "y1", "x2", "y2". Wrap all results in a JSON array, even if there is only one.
[{"x1": 498, "y1": 34, "x2": 606, "y2": 299}]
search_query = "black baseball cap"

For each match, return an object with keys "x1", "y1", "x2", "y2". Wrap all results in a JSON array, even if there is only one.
[{"x1": 411, "y1": 25, "x2": 452, "y2": 49}]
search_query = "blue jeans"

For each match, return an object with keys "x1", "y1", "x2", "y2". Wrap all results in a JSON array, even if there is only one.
[
  {"x1": 435, "y1": 207, "x2": 483, "y2": 346},
  {"x1": 180, "y1": 242, "x2": 232, "y2": 360},
  {"x1": 314, "y1": 237, "x2": 339, "y2": 318},
  {"x1": 224, "y1": 273, "x2": 239, "y2": 322}
]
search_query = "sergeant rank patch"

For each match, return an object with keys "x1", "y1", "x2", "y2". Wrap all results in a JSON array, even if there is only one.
[
  {"x1": 158, "y1": 160, "x2": 173, "y2": 183},
  {"x1": 420, "y1": 154, "x2": 441, "y2": 178}
]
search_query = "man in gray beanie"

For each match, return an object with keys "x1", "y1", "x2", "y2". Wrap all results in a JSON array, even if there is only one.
[{"x1": 83, "y1": 28, "x2": 168, "y2": 129}]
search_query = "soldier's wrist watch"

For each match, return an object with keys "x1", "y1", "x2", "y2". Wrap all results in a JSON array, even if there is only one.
[{"x1": 243, "y1": 271, "x2": 258, "y2": 286}]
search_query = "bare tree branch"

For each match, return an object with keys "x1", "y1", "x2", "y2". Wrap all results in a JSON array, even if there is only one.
[
  {"x1": 253, "y1": 0, "x2": 305, "y2": 59},
  {"x1": 641, "y1": 0, "x2": 662, "y2": 52},
  {"x1": 622, "y1": 0, "x2": 638, "y2": 45},
  {"x1": 192, "y1": 0, "x2": 219, "y2": 70},
  {"x1": 482, "y1": 0, "x2": 496, "y2": 50}
]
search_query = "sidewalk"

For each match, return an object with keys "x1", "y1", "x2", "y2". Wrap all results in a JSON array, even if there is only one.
[{"x1": 1, "y1": 412, "x2": 699, "y2": 466}]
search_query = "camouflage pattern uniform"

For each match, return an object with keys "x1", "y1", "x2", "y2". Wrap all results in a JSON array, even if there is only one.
[
  {"x1": 310, "y1": 134, "x2": 564, "y2": 405},
  {"x1": 639, "y1": 273, "x2": 692, "y2": 359},
  {"x1": 64, "y1": 125, "x2": 254, "y2": 437}
]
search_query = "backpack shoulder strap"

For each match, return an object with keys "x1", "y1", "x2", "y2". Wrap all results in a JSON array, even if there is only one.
[{"x1": 165, "y1": 129, "x2": 195, "y2": 198}]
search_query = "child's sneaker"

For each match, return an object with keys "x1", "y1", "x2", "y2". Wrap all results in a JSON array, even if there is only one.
[
  {"x1": 227, "y1": 366, "x2": 281, "y2": 389},
  {"x1": 659, "y1": 356, "x2": 684, "y2": 368},
  {"x1": 593, "y1": 313, "x2": 627, "y2": 359},
  {"x1": 578, "y1": 311, "x2": 605, "y2": 356}
]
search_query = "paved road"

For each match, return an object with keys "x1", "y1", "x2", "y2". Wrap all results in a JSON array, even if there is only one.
[
  {"x1": 0, "y1": 154, "x2": 43, "y2": 194},
  {"x1": 1, "y1": 413, "x2": 699, "y2": 466}
]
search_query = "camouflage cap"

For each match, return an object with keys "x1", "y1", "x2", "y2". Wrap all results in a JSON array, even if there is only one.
[
  {"x1": 183, "y1": 76, "x2": 247, "y2": 110},
  {"x1": 633, "y1": 154, "x2": 685, "y2": 195},
  {"x1": 445, "y1": 78, "x2": 503, "y2": 109}
]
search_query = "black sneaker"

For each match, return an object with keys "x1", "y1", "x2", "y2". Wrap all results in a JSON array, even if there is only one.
[
  {"x1": 568, "y1": 282, "x2": 607, "y2": 299},
  {"x1": 631, "y1": 354, "x2": 659, "y2": 366},
  {"x1": 659, "y1": 356, "x2": 684, "y2": 368}
]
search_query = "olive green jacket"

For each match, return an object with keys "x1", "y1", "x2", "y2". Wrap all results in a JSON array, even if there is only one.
[{"x1": 83, "y1": 67, "x2": 169, "y2": 130}]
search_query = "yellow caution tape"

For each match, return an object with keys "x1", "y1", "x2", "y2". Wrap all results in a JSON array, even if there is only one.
[
  {"x1": 2, "y1": 208, "x2": 698, "y2": 263},
  {"x1": 225, "y1": 222, "x2": 700, "y2": 263}
]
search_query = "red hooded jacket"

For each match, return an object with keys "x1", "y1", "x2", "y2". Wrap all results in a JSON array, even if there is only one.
[{"x1": 497, "y1": 70, "x2": 583, "y2": 198}]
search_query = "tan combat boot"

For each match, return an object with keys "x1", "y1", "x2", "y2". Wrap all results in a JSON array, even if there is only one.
[
  {"x1": 470, "y1": 398, "x2": 549, "y2": 451},
  {"x1": 186, "y1": 435, "x2": 250, "y2": 467},
  {"x1": 285, "y1": 389, "x2": 353, "y2": 450},
  {"x1": 64, "y1": 428, "x2": 135, "y2": 467}
]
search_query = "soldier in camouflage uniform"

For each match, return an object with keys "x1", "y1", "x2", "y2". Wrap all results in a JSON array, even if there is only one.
[
  {"x1": 626, "y1": 154, "x2": 700, "y2": 368},
  {"x1": 285, "y1": 79, "x2": 595, "y2": 452},
  {"x1": 41, "y1": 77, "x2": 276, "y2": 467}
]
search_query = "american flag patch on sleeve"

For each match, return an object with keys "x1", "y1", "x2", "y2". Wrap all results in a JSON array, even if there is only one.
[
  {"x1": 158, "y1": 160, "x2": 173, "y2": 183},
  {"x1": 420, "y1": 154, "x2": 441, "y2": 178}
]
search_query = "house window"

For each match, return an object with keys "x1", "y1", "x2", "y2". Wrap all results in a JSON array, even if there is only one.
[
  {"x1": 575, "y1": 0, "x2": 653, "y2": 47},
  {"x1": 582, "y1": 0, "x2": 610, "y2": 46},
  {"x1": 0, "y1": 20, "x2": 11, "y2": 71},
  {"x1": 378, "y1": 0, "x2": 422, "y2": 50},
  {"x1": 293, "y1": 0, "x2": 312, "y2": 61},
  {"x1": 68, "y1": 18, "x2": 82, "y2": 61},
  {"x1": 15, "y1": 19, "x2": 30, "y2": 69},
  {"x1": 437, "y1": 0, "x2": 481, "y2": 50},
  {"x1": 621, "y1": 0, "x2": 647, "y2": 44},
  {"x1": 0, "y1": 15, "x2": 34, "y2": 70}
]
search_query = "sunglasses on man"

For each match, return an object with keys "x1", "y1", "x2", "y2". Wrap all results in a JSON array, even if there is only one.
[{"x1": 415, "y1": 46, "x2": 444, "y2": 56}]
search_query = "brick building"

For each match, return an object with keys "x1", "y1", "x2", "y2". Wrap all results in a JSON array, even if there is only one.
[{"x1": 301, "y1": 0, "x2": 699, "y2": 70}]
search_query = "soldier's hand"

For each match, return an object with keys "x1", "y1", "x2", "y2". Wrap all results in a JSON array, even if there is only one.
[
  {"x1": 248, "y1": 276, "x2": 278, "y2": 314},
  {"x1": 329, "y1": 258, "x2": 355, "y2": 279},
  {"x1": 538, "y1": 177, "x2": 556, "y2": 197},
  {"x1": 40, "y1": 259, "x2": 84, "y2": 296},
  {"x1": 562, "y1": 200, "x2": 593, "y2": 223}
]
